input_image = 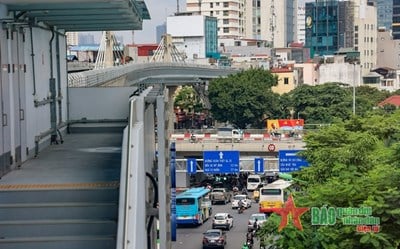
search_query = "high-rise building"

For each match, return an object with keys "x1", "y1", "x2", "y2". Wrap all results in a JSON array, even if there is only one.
[
  {"x1": 244, "y1": 0, "x2": 297, "y2": 47},
  {"x1": 66, "y1": 32, "x2": 78, "y2": 46},
  {"x1": 156, "y1": 23, "x2": 167, "y2": 44},
  {"x1": 305, "y1": 0, "x2": 377, "y2": 73},
  {"x1": 186, "y1": 0, "x2": 245, "y2": 39},
  {"x1": 78, "y1": 33, "x2": 95, "y2": 45},
  {"x1": 353, "y1": 0, "x2": 377, "y2": 72},
  {"x1": 297, "y1": 4, "x2": 306, "y2": 44},
  {"x1": 186, "y1": 0, "x2": 296, "y2": 47},
  {"x1": 393, "y1": 0, "x2": 400, "y2": 39},
  {"x1": 305, "y1": 0, "x2": 354, "y2": 57}
]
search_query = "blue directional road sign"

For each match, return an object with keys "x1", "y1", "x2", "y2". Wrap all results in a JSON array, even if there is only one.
[
  {"x1": 278, "y1": 150, "x2": 309, "y2": 173},
  {"x1": 187, "y1": 158, "x2": 197, "y2": 174},
  {"x1": 203, "y1": 150, "x2": 240, "y2": 174},
  {"x1": 254, "y1": 158, "x2": 264, "y2": 174}
]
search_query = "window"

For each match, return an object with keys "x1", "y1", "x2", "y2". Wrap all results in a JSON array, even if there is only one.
[
  {"x1": 284, "y1": 78, "x2": 289, "y2": 84},
  {"x1": 223, "y1": 19, "x2": 229, "y2": 24},
  {"x1": 223, "y1": 10, "x2": 228, "y2": 16},
  {"x1": 223, "y1": 27, "x2": 229, "y2": 33},
  {"x1": 210, "y1": 2, "x2": 213, "y2": 8},
  {"x1": 210, "y1": 11, "x2": 213, "y2": 16},
  {"x1": 216, "y1": 2, "x2": 220, "y2": 6},
  {"x1": 223, "y1": 2, "x2": 229, "y2": 7},
  {"x1": 355, "y1": 25, "x2": 358, "y2": 32}
]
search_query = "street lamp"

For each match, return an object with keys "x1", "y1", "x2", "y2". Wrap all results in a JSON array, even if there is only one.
[{"x1": 350, "y1": 62, "x2": 359, "y2": 115}]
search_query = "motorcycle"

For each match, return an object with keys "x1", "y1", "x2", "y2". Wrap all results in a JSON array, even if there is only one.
[
  {"x1": 238, "y1": 205, "x2": 245, "y2": 214},
  {"x1": 245, "y1": 239, "x2": 253, "y2": 249},
  {"x1": 190, "y1": 134, "x2": 197, "y2": 143}
]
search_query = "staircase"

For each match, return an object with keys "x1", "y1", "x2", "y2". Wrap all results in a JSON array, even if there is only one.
[{"x1": 0, "y1": 182, "x2": 119, "y2": 249}]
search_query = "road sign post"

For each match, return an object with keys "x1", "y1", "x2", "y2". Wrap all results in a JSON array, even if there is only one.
[
  {"x1": 186, "y1": 158, "x2": 197, "y2": 174},
  {"x1": 254, "y1": 158, "x2": 264, "y2": 174},
  {"x1": 278, "y1": 150, "x2": 309, "y2": 173},
  {"x1": 203, "y1": 150, "x2": 240, "y2": 174}
]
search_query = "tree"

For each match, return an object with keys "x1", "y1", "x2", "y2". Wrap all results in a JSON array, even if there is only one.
[
  {"x1": 258, "y1": 111, "x2": 400, "y2": 248},
  {"x1": 208, "y1": 68, "x2": 280, "y2": 128}
]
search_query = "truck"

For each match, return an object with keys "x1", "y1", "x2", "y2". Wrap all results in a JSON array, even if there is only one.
[
  {"x1": 217, "y1": 127, "x2": 243, "y2": 143},
  {"x1": 210, "y1": 188, "x2": 232, "y2": 205}
]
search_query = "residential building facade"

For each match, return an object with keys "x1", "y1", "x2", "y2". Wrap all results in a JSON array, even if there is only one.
[
  {"x1": 353, "y1": 0, "x2": 377, "y2": 74},
  {"x1": 66, "y1": 32, "x2": 79, "y2": 46},
  {"x1": 186, "y1": 0, "x2": 245, "y2": 39},
  {"x1": 244, "y1": 0, "x2": 297, "y2": 47},
  {"x1": 376, "y1": 29, "x2": 400, "y2": 69},
  {"x1": 297, "y1": 5, "x2": 306, "y2": 44}
]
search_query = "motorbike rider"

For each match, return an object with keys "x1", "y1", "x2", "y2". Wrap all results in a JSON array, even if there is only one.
[
  {"x1": 238, "y1": 198, "x2": 246, "y2": 213},
  {"x1": 190, "y1": 132, "x2": 196, "y2": 143},
  {"x1": 246, "y1": 232, "x2": 254, "y2": 246},
  {"x1": 253, "y1": 218, "x2": 259, "y2": 233},
  {"x1": 241, "y1": 186, "x2": 248, "y2": 195}
]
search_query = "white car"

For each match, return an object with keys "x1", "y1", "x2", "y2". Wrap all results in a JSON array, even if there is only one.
[
  {"x1": 248, "y1": 213, "x2": 268, "y2": 232},
  {"x1": 231, "y1": 194, "x2": 252, "y2": 209},
  {"x1": 212, "y1": 213, "x2": 234, "y2": 230}
]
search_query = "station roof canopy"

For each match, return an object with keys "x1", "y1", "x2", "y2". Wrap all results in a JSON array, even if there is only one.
[{"x1": 3, "y1": 0, "x2": 150, "y2": 31}]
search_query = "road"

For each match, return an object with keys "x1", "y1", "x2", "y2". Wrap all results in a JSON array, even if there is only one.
[{"x1": 173, "y1": 199, "x2": 262, "y2": 249}]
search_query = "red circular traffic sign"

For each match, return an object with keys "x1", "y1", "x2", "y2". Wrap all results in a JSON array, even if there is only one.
[{"x1": 267, "y1": 143, "x2": 276, "y2": 152}]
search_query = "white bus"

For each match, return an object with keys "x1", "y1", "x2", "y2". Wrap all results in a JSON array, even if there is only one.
[{"x1": 246, "y1": 174, "x2": 264, "y2": 191}]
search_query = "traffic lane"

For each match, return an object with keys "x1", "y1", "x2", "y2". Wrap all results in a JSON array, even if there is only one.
[{"x1": 173, "y1": 201, "x2": 261, "y2": 249}]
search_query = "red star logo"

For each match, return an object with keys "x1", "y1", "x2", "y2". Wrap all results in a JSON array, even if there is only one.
[{"x1": 271, "y1": 195, "x2": 309, "y2": 231}]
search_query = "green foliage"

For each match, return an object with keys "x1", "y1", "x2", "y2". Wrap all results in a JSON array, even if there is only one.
[
  {"x1": 208, "y1": 68, "x2": 280, "y2": 128},
  {"x1": 258, "y1": 113, "x2": 400, "y2": 248},
  {"x1": 174, "y1": 86, "x2": 203, "y2": 113}
]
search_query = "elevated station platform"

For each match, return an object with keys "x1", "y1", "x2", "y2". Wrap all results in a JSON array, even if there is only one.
[{"x1": 0, "y1": 132, "x2": 123, "y2": 187}]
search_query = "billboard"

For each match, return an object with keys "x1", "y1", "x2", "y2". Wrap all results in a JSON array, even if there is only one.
[{"x1": 267, "y1": 119, "x2": 304, "y2": 131}]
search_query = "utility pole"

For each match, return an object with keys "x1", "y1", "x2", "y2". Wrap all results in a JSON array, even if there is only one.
[{"x1": 176, "y1": 0, "x2": 179, "y2": 14}]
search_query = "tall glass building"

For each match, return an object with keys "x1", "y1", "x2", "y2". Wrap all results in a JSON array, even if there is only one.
[
  {"x1": 393, "y1": 0, "x2": 400, "y2": 39},
  {"x1": 305, "y1": 0, "x2": 354, "y2": 57},
  {"x1": 375, "y1": 0, "x2": 392, "y2": 31}
]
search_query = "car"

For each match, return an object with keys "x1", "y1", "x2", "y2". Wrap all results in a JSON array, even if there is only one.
[
  {"x1": 202, "y1": 229, "x2": 227, "y2": 249},
  {"x1": 212, "y1": 213, "x2": 234, "y2": 230},
  {"x1": 248, "y1": 213, "x2": 268, "y2": 232},
  {"x1": 231, "y1": 194, "x2": 252, "y2": 209}
]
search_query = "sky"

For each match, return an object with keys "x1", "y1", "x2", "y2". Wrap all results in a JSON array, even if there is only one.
[{"x1": 133, "y1": 0, "x2": 180, "y2": 44}]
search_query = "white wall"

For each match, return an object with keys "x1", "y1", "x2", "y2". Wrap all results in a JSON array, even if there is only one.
[
  {"x1": 167, "y1": 16, "x2": 205, "y2": 37},
  {"x1": 318, "y1": 63, "x2": 362, "y2": 86},
  {"x1": 68, "y1": 87, "x2": 135, "y2": 121},
  {"x1": 0, "y1": 7, "x2": 69, "y2": 173}
]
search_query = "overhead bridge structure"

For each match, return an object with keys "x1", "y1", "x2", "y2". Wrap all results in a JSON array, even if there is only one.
[{"x1": 68, "y1": 62, "x2": 239, "y2": 87}]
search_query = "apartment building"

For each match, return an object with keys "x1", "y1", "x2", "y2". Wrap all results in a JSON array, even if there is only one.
[
  {"x1": 186, "y1": 0, "x2": 296, "y2": 47},
  {"x1": 186, "y1": 0, "x2": 245, "y2": 39},
  {"x1": 353, "y1": 0, "x2": 377, "y2": 74}
]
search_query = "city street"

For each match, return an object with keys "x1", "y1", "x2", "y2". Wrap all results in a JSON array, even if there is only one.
[{"x1": 173, "y1": 200, "x2": 262, "y2": 249}]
